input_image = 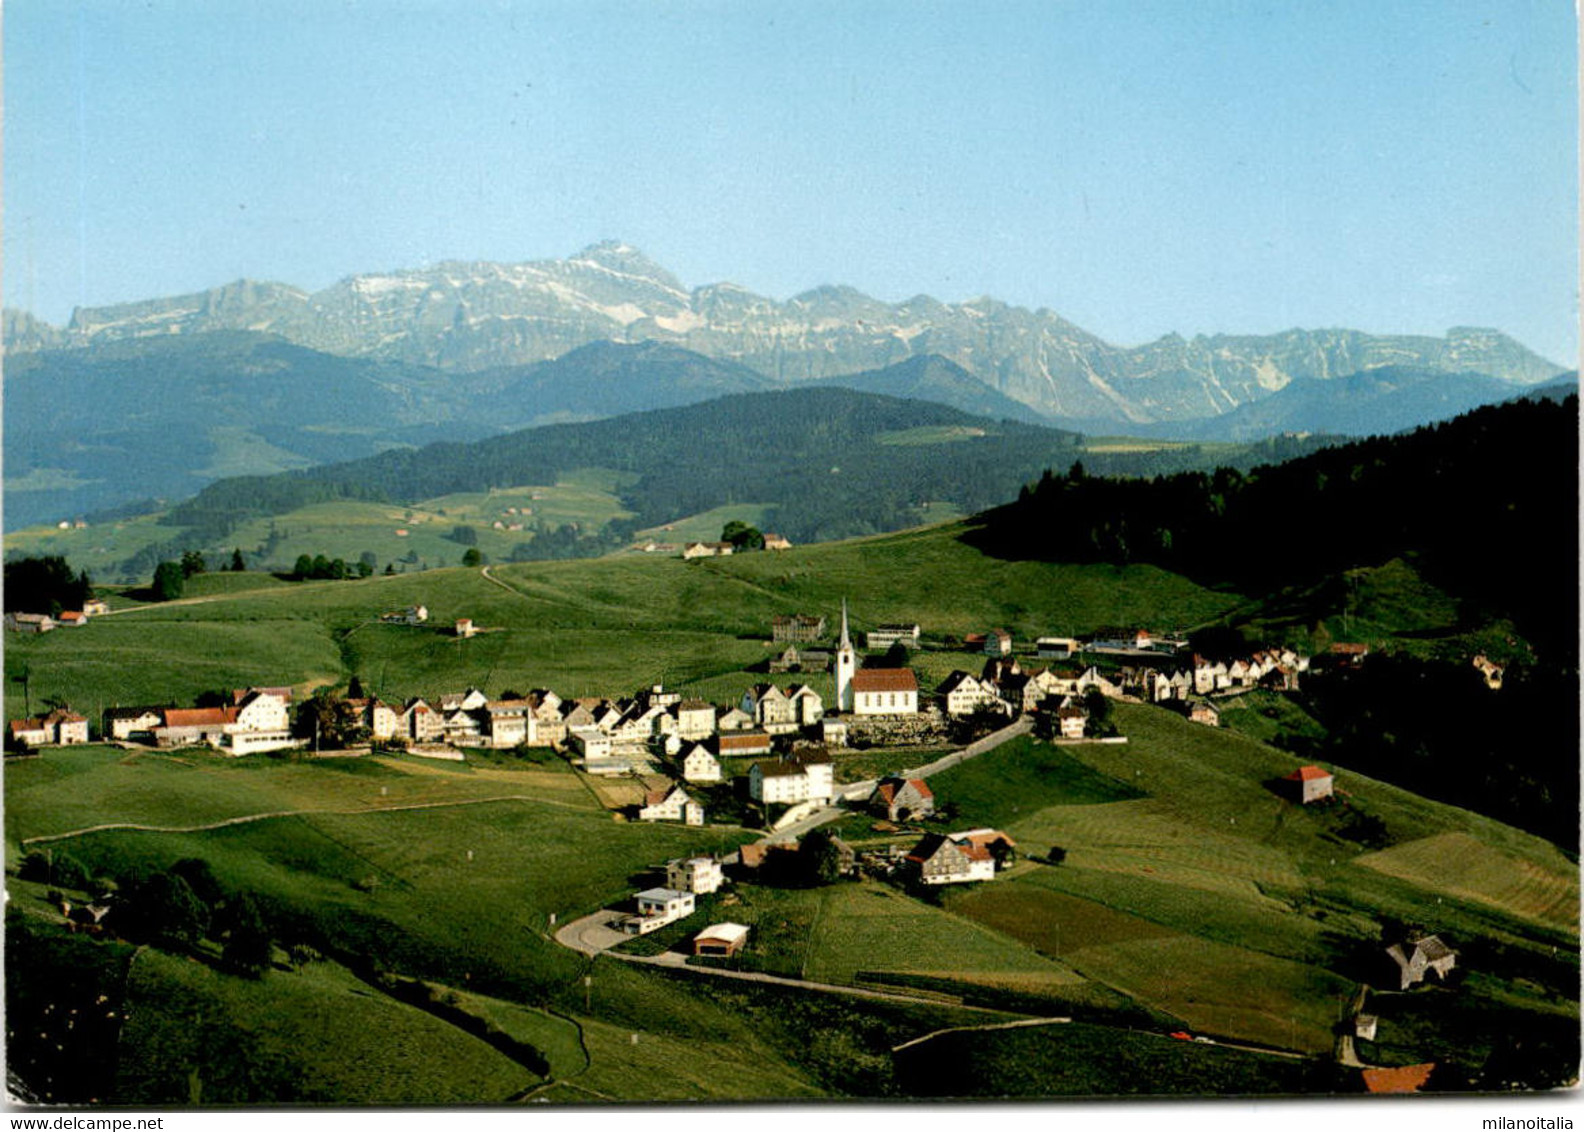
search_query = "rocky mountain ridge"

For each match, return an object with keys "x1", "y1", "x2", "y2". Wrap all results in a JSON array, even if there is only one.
[{"x1": 6, "y1": 241, "x2": 1564, "y2": 424}]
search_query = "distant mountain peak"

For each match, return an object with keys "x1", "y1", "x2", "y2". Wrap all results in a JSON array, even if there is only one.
[{"x1": 570, "y1": 240, "x2": 685, "y2": 292}]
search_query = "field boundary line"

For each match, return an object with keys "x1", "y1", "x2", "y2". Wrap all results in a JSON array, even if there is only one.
[
  {"x1": 19, "y1": 793, "x2": 591, "y2": 846},
  {"x1": 891, "y1": 1014, "x2": 1072, "y2": 1053}
]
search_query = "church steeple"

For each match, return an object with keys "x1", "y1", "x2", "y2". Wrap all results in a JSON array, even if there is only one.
[{"x1": 836, "y1": 598, "x2": 856, "y2": 712}]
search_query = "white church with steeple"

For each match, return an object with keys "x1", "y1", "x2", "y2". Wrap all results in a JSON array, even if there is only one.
[{"x1": 835, "y1": 599, "x2": 918, "y2": 717}]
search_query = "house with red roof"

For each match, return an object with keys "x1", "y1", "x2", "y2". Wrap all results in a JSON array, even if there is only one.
[
  {"x1": 1285, "y1": 765, "x2": 1334, "y2": 804},
  {"x1": 870, "y1": 777, "x2": 934, "y2": 822},
  {"x1": 905, "y1": 833, "x2": 997, "y2": 885}
]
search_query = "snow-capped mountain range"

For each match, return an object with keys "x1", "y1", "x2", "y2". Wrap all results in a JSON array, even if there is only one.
[{"x1": 4, "y1": 240, "x2": 1565, "y2": 425}]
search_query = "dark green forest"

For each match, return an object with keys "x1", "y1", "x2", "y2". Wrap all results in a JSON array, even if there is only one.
[
  {"x1": 967, "y1": 396, "x2": 1579, "y2": 662},
  {"x1": 154, "y1": 388, "x2": 1337, "y2": 568}
]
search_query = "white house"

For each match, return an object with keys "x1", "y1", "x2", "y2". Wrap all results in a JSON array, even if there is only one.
[
  {"x1": 937, "y1": 671, "x2": 1003, "y2": 717},
  {"x1": 638, "y1": 785, "x2": 704, "y2": 826},
  {"x1": 673, "y1": 699, "x2": 717, "y2": 741},
  {"x1": 747, "y1": 750, "x2": 834, "y2": 806},
  {"x1": 665, "y1": 856, "x2": 724, "y2": 895},
  {"x1": 680, "y1": 743, "x2": 722, "y2": 783},
  {"x1": 624, "y1": 887, "x2": 697, "y2": 934}
]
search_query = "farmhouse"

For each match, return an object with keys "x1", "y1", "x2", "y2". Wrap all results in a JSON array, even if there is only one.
[
  {"x1": 154, "y1": 706, "x2": 238, "y2": 748},
  {"x1": 682, "y1": 542, "x2": 734, "y2": 559},
  {"x1": 871, "y1": 777, "x2": 934, "y2": 822},
  {"x1": 937, "y1": 671, "x2": 1003, "y2": 718},
  {"x1": 1054, "y1": 704, "x2": 1089, "y2": 739},
  {"x1": 679, "y1": 743, "x2": 722, "y2": 783},
  {"x1": 981, "y1": 628, "x2": 1013, "y2": 656},
  {"x1": 1386, "y1": 934, "x2": 1457, "y2": 991},
  {"x1": 5, "y1": 612, "x2": 55, "y2": 633},
  {"x1": 771, "y1": 614, "x2": 827, "y2": 643},
  {"x1": 849, "y1": 668, "x2": 919, "y2": 716},
  {"x1": 381, "y1": 605, "x2": 429, "y2": 625},
  {"x1": 905, "y1": 833, "x2": 996, "y2": 886},
  {"x1": 692, "y1": 922, "x2": 750, "y2": 957},
  {"x1": 1285, "y1": 765, "x2": 1334, "y2": 804},
  {"x1": 103, "y1": 706, "x2": 166, "y2": 742},
  {"x1": 1186, "y1": 700, "x2": 1221, "y2": 727},
  {"x1": 666, "y1": 856, "x2": 725, "y2": 894},
  {"x1": 950, "y1": 828, "x2": 1017, "y2": 862},
  {"x1": 769, "y1": 645, "x2": 833, "y2": 674},
  {"x1": 715, "y1": 706, "x2": 755, "y2": 732},
  {"x1": 454, "y1": 618, "x2": 477, "y2": 638},
  {"x1": 82, "y1": 599, "x2": 110, "y2": 617},
  {"x1": 9, "y1": 709, "x2": 89, "y2": 747},
  {"x1": 57, "y1": 610, "x2": 89, "y2": 627},
  {"x1": 762, "y1": 533, "x2": 792, "y2": 550},
  {"x1": 638, "y1": 785, "x2": 704, "y2": 826}
]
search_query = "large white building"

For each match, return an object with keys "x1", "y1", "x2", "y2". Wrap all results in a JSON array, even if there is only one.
[
  {"x1": 665, "y1": 856, "x2": 725, "y2": 894},
  {"x1": 747, "y1": 751, "x2": 834, "y2": 805}
]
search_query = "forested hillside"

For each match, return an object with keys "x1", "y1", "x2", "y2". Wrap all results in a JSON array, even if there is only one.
[
  {"x1": 162, "y1": 390, "x2": 1085, "y2": 547},
  {"x1": 967, "y1": 396, "x2": 1578, "y2": 661}
]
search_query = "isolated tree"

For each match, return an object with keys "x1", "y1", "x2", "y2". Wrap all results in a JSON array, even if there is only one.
[
  {"x1": 383, "y1": 563, "x2": 396, "y2": 576},
  {"x1": 151, "y1": 561, "x2": 186, "y2": 602},
  {"x1": 347, "y1": 675, "x2": 366, "y2": 700},
  {"x1": 230, "y1": 547, "x2": 246, "y2": 572},
  {"x1": 170, "y1": 858, "x2": 225, "y2": 907},
  {"x1": 356, "y1": 561, "x2": 374, "y2": 579},
  {"x1": 461, "y1": 548, "x2": 483, "y2": 568},
  {"x1": 800, "y1": 828, "x2": 846, "y2": 886},
  {"x1": 292, "y1": 554, "x2": 314, "y2": 580},
  {"x1": 721, "y1": 520, "x2": 764, "y2": 550},
  {"x1": 220, "y1": 892, "x2": 273, "y2": 979},
  {"x1": 1047, "y1": 845, "x2": 1067, "y2": 865},
  {"x1": 448, "y1": 525, "x2": 478, "y2": 546},
  {"x1": 180, "y1": 550, "x2": 207, "y2": 578},
  {"x1": 127, "y1": 873, "x2": 210, "y2": 950}
]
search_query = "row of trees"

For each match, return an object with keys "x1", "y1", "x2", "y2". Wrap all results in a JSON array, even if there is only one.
[
  {"x1": 3, "y1": 555, "x2": 94, "y2": 615},
  {"x1": 18, "y1": 851, "x2": 274, "y2": 978}
]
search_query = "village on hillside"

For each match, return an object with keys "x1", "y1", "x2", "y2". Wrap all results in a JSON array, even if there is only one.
[{"x1": 2, "y1": 581, "x2": 1542, "y2": 1095}]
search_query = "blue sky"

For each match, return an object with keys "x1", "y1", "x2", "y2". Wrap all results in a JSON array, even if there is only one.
[{"x1": 4, "y1": 0, "x2": 1577, "y2": 364}]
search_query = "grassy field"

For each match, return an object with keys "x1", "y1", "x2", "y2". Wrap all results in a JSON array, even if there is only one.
[
  {"x1": 925, "y1": 735, "x2": 1144, "y2": 830},
  {"x1": 114, "y1": 949, "x2": 541, "y2": 1105},
  {"x1": 634, "y1": 502, "x2": 777, "y2": 545}
]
